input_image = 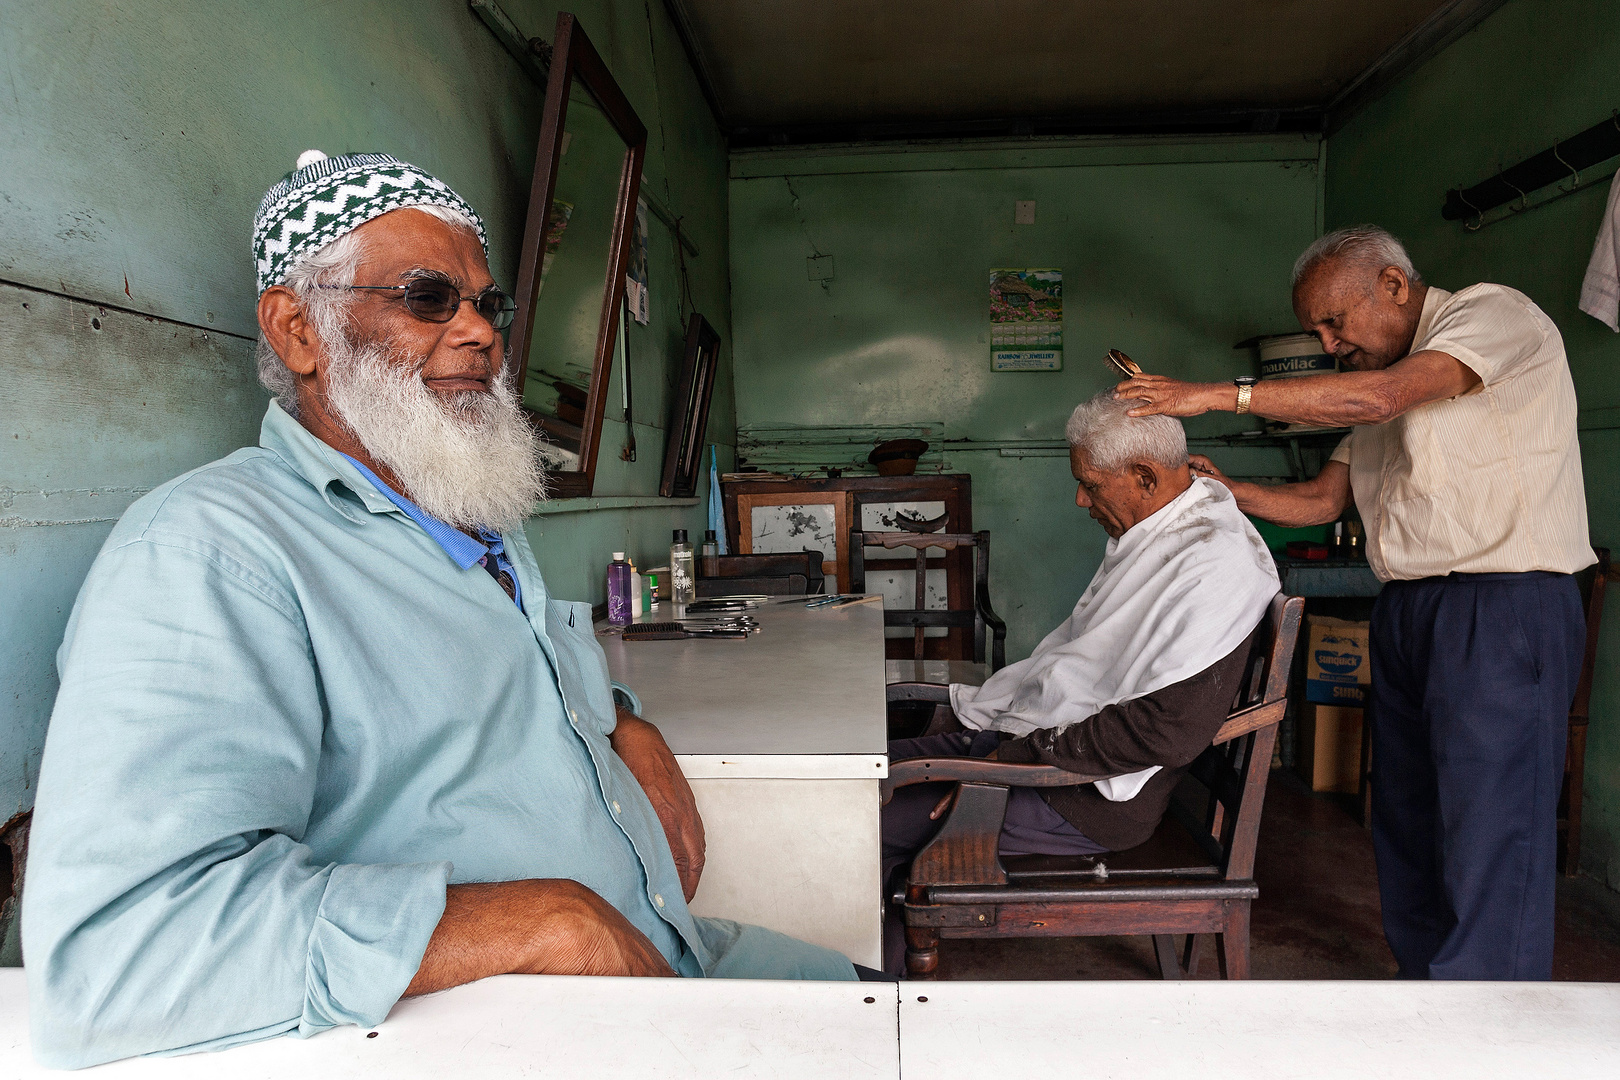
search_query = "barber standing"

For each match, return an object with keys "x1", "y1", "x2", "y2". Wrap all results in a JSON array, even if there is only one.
[{"x1": 1115, "y1": 225, "x2": 1592, "y2": 980}]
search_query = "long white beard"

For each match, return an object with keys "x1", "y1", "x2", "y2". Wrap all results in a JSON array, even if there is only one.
[{"x1": 322, "y1": 338, "x2": 548, "y2": 532}]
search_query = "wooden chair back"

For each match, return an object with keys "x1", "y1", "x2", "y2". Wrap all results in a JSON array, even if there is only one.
[
  {"x1": 849, "y1": 530, "x2": 1007, "y2": 671},
  {"x1": 1183, "y1": 592, "x2": 1302, "y2": 881}
]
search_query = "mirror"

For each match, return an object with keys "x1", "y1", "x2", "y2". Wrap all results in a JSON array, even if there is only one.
[
  {"x1": 659, "y1": 313, "x2": 721, "y2": 498},
  {"x1": 508, "y1": 12, "x2": 647, "y2": 498}
]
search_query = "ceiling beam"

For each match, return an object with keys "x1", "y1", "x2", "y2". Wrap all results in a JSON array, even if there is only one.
[
  {"x1": 1325, "y1": 0, "x2": 1512, "y2": 134},
  {"x1": 727, "y1": 107, "x2": 1324, "y2": 149}
]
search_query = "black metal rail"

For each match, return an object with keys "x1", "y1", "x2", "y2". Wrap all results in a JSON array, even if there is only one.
[{"x1": 1442, "y1": 111, "x2": 1620, "y2": 221}]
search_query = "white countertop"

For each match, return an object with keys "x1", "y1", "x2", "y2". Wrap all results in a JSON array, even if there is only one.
[
  {"x1": 898, "y1": 980, "x2": 1620, "y2": 1079},
  {"x1": 0, "y1": 972, "x2": 896, "y2": 1079},
  {"x1": 5, "y1": 972, "x2": 1618, "y2": 1078},
  {"x1": 599, "y1": 598, "x2": 889, "y2": 777}
]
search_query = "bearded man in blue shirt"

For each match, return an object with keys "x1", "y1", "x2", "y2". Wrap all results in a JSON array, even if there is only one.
[{"x1": 23, "y1": 152, "x2": 856, "y2": 1070}]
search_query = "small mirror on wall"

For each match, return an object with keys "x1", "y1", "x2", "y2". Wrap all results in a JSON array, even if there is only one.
[
  {"x1": 507, "y1": 12, "x2": 647, "y2": 499},
  {"x1": 660, "y1": 314, "x2": 721, "y2": 498}
]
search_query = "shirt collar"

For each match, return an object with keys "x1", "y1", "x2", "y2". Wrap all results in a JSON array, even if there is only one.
[
  {"x1": 258, "y1": 401, "x2": 399, "y2": 519},
  {"x1": 1412, "y1": 285, "x2": 1451, "y2": 349},
  {"x1": 338, "y1": 454, "x2": 493, "y2": 570},
  {"x1": 257, "y1": 403, "x2": 495, "y2": 571}
]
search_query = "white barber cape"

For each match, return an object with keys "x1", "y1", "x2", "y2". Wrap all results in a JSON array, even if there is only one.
[{"x1": 951, "y1": 477, "x2": 1280, "y2": 802}]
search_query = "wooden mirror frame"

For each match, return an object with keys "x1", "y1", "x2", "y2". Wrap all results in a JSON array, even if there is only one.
[
  {"x1": 659, "y1": 313, "x2": 722, "y2": 498},
  {"x1": 507, "y1": 12, "x2": 648, "y2": 499}
]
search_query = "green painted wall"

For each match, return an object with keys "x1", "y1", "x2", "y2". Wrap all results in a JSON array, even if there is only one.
[
  {"x1": 727, "y1": 137, "x2": 1323, "y2": 661},
  {"x1": 0, "y1": 0, "x2": 734, "y2": 823},
  {"x1": 1325, "y1": 0, "x2": 1620, "y2": 888}
]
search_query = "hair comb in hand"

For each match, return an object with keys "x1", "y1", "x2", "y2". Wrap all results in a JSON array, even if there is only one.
[{"x1": 1106, "y1": 349, "x2": 1144, "y2": 378}]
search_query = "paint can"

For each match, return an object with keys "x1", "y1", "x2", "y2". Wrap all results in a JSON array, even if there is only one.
[{"x1": 1253, "y1": 333, "x2": 1337, "y2": 433}]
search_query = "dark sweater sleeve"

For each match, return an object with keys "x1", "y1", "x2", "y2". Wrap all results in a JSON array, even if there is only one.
[{"x1": 993, "y1": 632, "x2": 1255, "y2": 775}]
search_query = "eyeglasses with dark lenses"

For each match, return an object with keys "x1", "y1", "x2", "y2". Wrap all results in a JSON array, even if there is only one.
[{"x1": 318, "y1": 279, "x2": 517, "y2": 330}]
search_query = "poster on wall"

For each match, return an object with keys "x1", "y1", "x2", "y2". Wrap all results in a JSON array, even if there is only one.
[
  {"x1": 989, "y1": 268, "x2": 1062, "y2": 371},
  {"x1": 625, "y1": 198, "x2": 651, "y2": 325}
]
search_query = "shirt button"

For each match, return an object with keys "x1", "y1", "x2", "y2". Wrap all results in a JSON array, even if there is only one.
[
  {"x1": 612, "y1": 801, "x2": 621, "y2": 814},
  {"x1": 654, "y1": 894, "x2": 665, "y2": 908},
  {"x1": 569, "y1": 710, "x2": 578, "y2": 722}
]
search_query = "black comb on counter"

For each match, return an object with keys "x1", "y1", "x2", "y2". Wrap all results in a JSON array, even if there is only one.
[{"x1": 622, "y1": 621, "x2": 748, "y2": 641}]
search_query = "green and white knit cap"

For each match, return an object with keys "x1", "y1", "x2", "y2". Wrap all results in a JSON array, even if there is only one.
[{"x1": 252, "y1": 150, "x2": 488, "y2": 294}]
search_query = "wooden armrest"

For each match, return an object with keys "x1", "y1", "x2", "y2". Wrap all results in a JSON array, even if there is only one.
[
  {"x1": 1212, "y1": 699, "x2": 1286, "y2": 745},
  {"x1": 886, "y1": 681, "x2": 951, "y2": 704},
  {"x1": 880, "y1": 757, "x2": 1108, "y2": 804}
]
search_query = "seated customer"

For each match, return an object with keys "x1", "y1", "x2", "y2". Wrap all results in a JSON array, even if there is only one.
[
  {"x1": 24, "y1": 152, "x2": 854, "y2": 1070},
  {"x1": 884, "y1": 392, "x2": 1280, "y2": 897}
]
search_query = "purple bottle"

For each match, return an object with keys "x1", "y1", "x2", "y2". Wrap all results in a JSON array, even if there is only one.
[{"x1": 607, "y1": 552, "x2": 634, "y2": 626}]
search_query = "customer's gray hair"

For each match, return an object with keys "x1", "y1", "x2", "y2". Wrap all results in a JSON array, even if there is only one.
[
  {"x1": 253, "y1": 204, "x2": 481, "y2": 417},
  {"x1": 1291, "y1": 225, "x2": 1423, "y2": 290},
  {"x1": 1065, "y1": 392, "x2": 1188, "y2": 473}
]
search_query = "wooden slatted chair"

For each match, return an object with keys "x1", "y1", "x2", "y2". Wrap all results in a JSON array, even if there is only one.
[
  {"x1": 850, "y1": 530, "x2": 1007, "y2": 672},
  {"x1": 883, "y1": 594, "x2": 1304, "y2": 980}
]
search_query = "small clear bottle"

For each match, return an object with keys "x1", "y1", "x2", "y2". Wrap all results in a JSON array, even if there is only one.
[
  {"x1": 700, "y1": 529, "x2": 721, "y2": 579},
  {"x1": 670, "y1": 530, "x2": 696, "y2": 608},
  {"x1": 607, "y1": 552, "x2": 633, "y2": 626}
]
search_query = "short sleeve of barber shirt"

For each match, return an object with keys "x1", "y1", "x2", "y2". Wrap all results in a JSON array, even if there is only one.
[{"x1": 1332, "y1": 284, "x2": 1591, "y2": 581}]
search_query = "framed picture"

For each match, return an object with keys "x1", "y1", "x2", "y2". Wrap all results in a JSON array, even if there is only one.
[
  {"x1": 658, "y1": 313, "x2": 721, "y2": 498},
  {"x1": 736, "y1": 491, "x2": 853, "y2": 591}
]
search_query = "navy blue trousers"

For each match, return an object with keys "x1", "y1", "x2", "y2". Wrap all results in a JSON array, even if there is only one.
[{"x1": 1369, "y1": 571, "x2": 1583, "y2": 980}]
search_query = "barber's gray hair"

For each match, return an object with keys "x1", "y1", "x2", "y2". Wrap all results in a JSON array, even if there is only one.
[
  {"x1": 1291, "y1": 224, "x2": 1423, "y2": 289},
  {"x1": 253, "y1": 203, "x2": 481, "y2": 417},
  {"x1": 1065, "y1": 391, "x2": 1188, "y2": 473}
]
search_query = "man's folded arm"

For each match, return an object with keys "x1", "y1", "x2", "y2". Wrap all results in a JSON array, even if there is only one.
[
  {"x1": 994, "y1": 634, "x2": 1254, "y2": 776},
  {"x1": 23, "y1": 539, "x2": 451, "y2": 1069}
]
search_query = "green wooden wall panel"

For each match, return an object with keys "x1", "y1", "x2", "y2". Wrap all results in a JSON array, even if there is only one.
[{"x1": 727, "y1": 142, "x2": 1321, "y2": 660}]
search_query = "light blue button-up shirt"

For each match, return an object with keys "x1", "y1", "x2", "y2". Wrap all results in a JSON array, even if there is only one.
[{"x1": 24, "y1": 403, "x2": 853, "y2": 1069}]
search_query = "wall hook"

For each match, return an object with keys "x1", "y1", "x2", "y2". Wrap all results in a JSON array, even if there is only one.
[
  {"x1": 1457, "y1": 188, "x2": 1483, "y2": 231},
  {"x1": 1503, "y1": 176, "x2": 1530, "y2": 214},
  {"x1": 1553, "y1": 143, "x2": 1581, "y2": 192}
]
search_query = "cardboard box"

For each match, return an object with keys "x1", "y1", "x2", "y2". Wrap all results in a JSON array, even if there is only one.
[
  {"x1": 1305, "y1": 616, "x2": 1370, "y2": 708},
  {"x1": 1296, "y1": 703, "x2": 1365, "y2": 793}
]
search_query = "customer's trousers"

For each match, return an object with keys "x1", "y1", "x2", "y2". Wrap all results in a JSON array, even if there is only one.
[{"x1": 1369, "y1": 570, "x2": 1583, "y2": 980}]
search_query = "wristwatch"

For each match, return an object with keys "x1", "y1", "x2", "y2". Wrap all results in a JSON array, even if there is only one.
[{"x1": 1234, "y1": 376, "x2": 1259, "y2": 415}]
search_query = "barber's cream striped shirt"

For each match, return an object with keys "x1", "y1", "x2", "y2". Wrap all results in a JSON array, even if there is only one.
[{"x1": 1330, "y1": 284, "x2": 1592, "y2": 582}]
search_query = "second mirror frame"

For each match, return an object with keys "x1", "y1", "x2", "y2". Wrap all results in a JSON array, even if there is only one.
[{"x1": 507, "y1": 11, "x2": 648, "y2": 499}]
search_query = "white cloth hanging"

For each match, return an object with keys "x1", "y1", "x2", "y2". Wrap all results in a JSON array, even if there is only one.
[
  {"x1": 950, "y1": 477, "x2": 1280, "y2": 802},
  {"x1": 1579, "y1": 173, "x2": 1620, "y2": 332}
]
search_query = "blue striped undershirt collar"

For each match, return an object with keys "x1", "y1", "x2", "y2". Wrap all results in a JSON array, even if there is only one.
[{"x1": 338, "y1": 454, "x2": 522, "y2": 609}]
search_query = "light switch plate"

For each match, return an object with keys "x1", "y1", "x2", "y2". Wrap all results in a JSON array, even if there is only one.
[{"x1": 1014, "y1": 200, "x2": 1036, "y2": 225}]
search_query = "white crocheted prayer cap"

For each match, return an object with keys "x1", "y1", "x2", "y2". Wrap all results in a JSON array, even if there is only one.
[{"x1": 251, "y1": 150, "x2": 487, "y2": 294}]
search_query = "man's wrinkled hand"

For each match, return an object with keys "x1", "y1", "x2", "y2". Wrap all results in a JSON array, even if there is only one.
[
  {"x1": 1188, "y1": 454, "x2": 1235, "y2": 489},
  {"x1": 610, "y1": 711, "x2": 706, "y2": 902},
  {"x1": 1113, "y1": 375, "x2": 1220, "y2": 418},
  {"x1": 405, "y1": 878, "x2": 675, "y2": 996},
  {"x1": 523, "y1": 880, "x2": 677, "y2": 978}
]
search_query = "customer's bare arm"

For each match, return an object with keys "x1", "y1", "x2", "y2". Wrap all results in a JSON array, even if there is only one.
[
  {"x1": 609, "y1": 708, "x2": 705, "y2": 901},
  {"x1": 1189, "y1": 455, "x2": 1352, "y2": 528},
  {"x1": 404, "y1": 878, "x2": 675, "y2": 996},
  {"x1": 1114, "y1": 350, "x2": 1480, "y2": 428}
]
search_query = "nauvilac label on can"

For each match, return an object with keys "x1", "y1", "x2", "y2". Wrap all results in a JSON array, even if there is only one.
[{"x1": 1258, "y1": 333, "x2": 1335, "y2": 380}]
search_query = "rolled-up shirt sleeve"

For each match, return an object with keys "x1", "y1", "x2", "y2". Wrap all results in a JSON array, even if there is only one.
[
  {"x1": 23, "y1": 536, "x2": 449, "y2": 1069},
  {"x1": 1420, "y1": 284, "x2": 1547, "y2": 386}
]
